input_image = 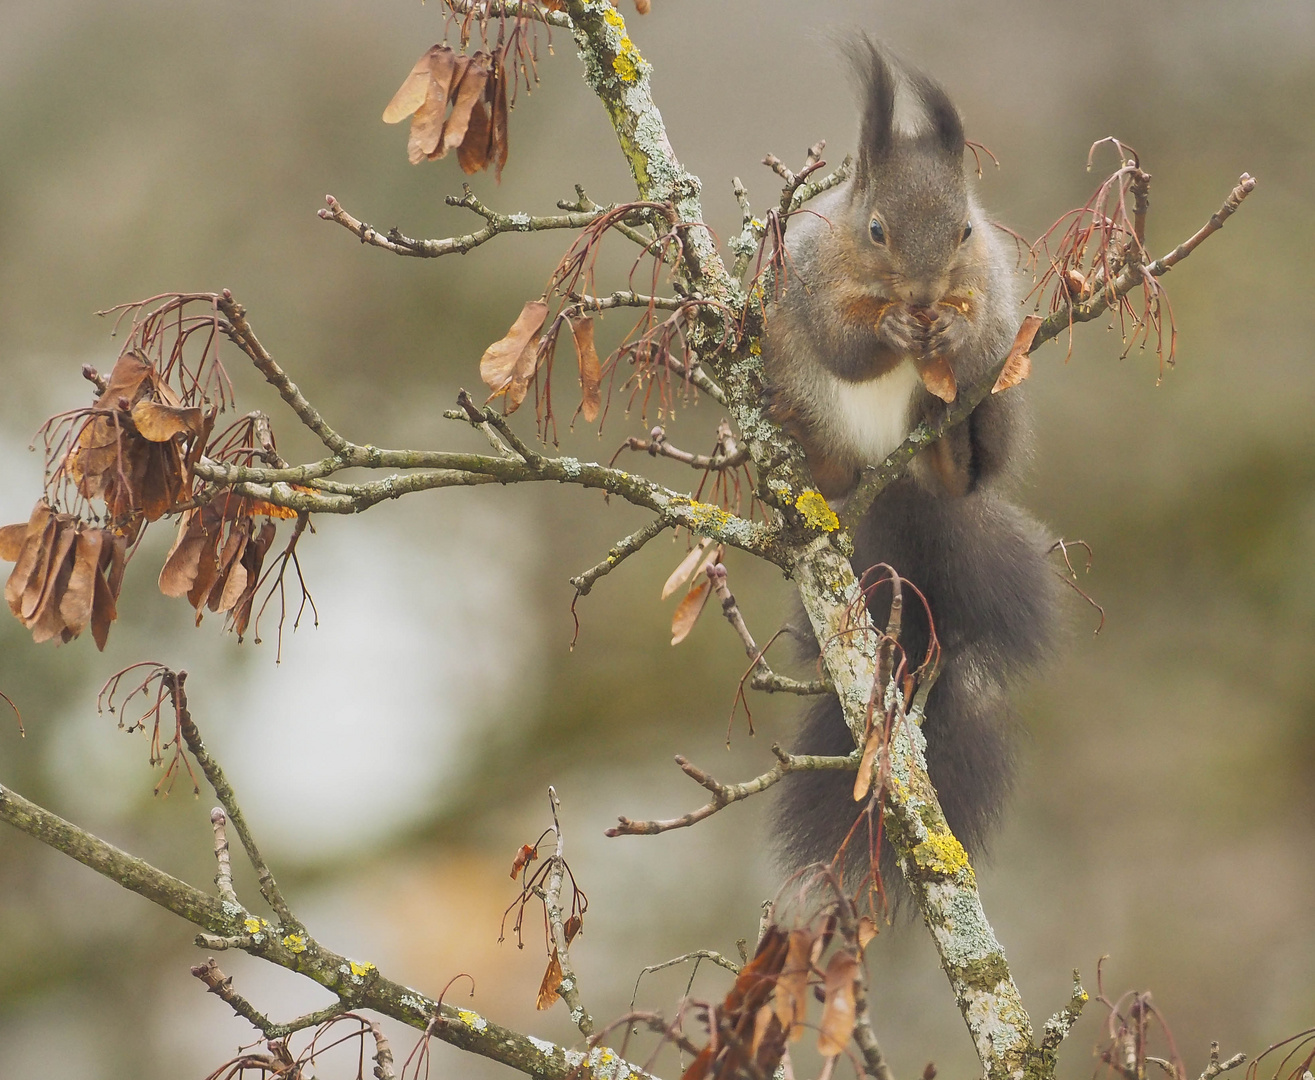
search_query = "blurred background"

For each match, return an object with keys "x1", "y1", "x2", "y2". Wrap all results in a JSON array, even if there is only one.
[{"x1": 1, "y1": 1, "x2": 1312, "y2": 1076}]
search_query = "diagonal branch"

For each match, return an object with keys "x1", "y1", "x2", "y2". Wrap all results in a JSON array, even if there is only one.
[{"x1": 0, "y1": 777, "x2": 657, "y2": 1080}]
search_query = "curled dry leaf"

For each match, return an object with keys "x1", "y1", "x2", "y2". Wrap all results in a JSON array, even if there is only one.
[
  {"x1": 480, "y1": 300, "x2": 549, "y2": 414},
  {"x1": 129, "y1": 399, "x2": 206, "y2": 443},
  {"x1": 774, "y1": 929, "x2": 814, "y2": 1041},
  {"x1": 816, "y1": 951, "x2": 859, "y2": 1058},
  {"x1": 64, "y1": 350, "x2": 212, "y2": 526},
  {"x1": 0, "y1": 502, "x2": 126, "y2": 649},
  {"x1": 568, "y1": 315, "x2": 603, "y2": 423},
  {"x1": 158, "y1": 498, "x2": 284, "y2": 635},
  {"x1": 670, "y1": 576, "x2": 711, "y2": 646},
  {"x1": 856, "y1": 916, "x2": 878, "y2": 949},
  {"x1": 992, "y1": 314, "x2": 1044, "y2": 394},
  {"x1": 535, "y1": 949, "x2": 564, "y2": 1011},
  {"x1": 385, "y1": 44, "x2": 510, "y2": 179},
  {"x1": 510, "y1": 842, "x2": 538, "y2": 879},
  {"x1": 914, "y1": 354, "x2": 958, "y2": 403}
]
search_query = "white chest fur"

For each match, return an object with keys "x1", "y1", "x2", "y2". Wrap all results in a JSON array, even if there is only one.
[{"x1": 825, "y1": 361, "x2": 922, "y2": 464}]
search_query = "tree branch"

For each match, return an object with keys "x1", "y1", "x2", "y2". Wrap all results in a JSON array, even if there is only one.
[
  {"x1": 318, "y1": 191, "x2": 631, "y2": 259},
  {"x1": 0, "y1": 776, "x2": 657, "y2": 1080}
]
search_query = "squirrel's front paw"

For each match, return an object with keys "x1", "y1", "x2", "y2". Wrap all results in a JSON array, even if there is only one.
[
  {"x1": 923, "y1": 307, "x2": 971, "y2": 362},
  {"x1": 875, "y1": 306, "x2": 922, "y2": 354}
]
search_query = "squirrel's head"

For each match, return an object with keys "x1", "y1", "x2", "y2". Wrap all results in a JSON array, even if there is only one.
[{"x1": 842, "y1": 38, "x2": 981, "y2": 306}]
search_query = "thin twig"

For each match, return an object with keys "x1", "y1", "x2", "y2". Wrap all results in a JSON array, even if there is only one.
[
  {"x1": 570, "y1": 517, "x2": 669, "y2": 597},
  {"x1": 210, "y1": 808, "x2": 238, "y2": 906},
  {"x1": 318, "y1": 191, "x2": 614, "y2": 258},
  {"x1": 174, "y1": 671, "x2": 294, "y2": 924},
  {"x1": 606, "y1": 745, "x2": 858, "y2": 836},
  {"x1": 545, "y1": 787, "x2": 593, "y2": 1037}
]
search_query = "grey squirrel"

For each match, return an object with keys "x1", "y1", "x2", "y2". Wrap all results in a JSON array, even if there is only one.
[{"x1": 764, "y1": 39, "x2": 1059, "y2": 894}]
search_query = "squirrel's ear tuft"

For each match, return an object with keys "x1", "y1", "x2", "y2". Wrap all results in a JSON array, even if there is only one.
[
  {"x1": 907, "y1": 69, "x2": 965, "y2": 159},
  {"x1": 845, "y1": 34, "x2": 896, "y2": 186}
]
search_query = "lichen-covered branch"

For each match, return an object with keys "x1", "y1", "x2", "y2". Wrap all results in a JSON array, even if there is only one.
[
  {"x1": 193, "y1": 447, "x2": 783, "y2": 561},
  {"x1": 318, "y1": 191, "x2": 632, "y2": 259},
  {"x1": 0, "y1": 778, "x2": 656, "y2": 1080}
]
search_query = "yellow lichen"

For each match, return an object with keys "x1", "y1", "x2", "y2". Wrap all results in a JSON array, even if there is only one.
[
  {"x1": 748, "y1": 338, "x2": 762, "y2": 356},
  {"x1": 612, "y1": 52, "x2": 638, "y2": 82},
  {"x1": 349, "y1": 960, "x2": 375, "y2": 978},
  {"x1": 603, "y1": 7, "x2": 625, "y2": 28},
  {"x1": 913, "y1": 829, "x2": 974, "y2": 880},
  {"x1": 457, "y1": 1009, "x2": 484, "y2": 1028},
  {"x1": 282, "y1": 933, "x2": 307, "y2": 953},
  {"x1": 795, "y1": 490, "x2": 839, "y2": 532}
]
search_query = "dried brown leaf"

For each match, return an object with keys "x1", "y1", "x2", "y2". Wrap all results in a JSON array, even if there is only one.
[
  {"x1": 991, "y1": 314, "x2": 1043, "y2": 394},
  {"x1": 775, "y1": 929, "x2": 814, "y2": 1041},
  {"x1": 536, "y1": 949, "x2": 563, "y2": 1010},
  {"x1": 91, "y1": 553, "x2": 116, "y2": 651},
  {"x1": 383, "y1": 44, "x2": 445, "y2": 124},
  {"x1": 95, "y1": 351, "x2": 153, "y2": 410},
  {"x1": 227, "y1": 518, "x2": 276, "y2": 639},
  {"x1": 130, "y1": 399, "x2": 205, "y2": 443},
  {"x1": 816, "y1": 951, "x2": 858, "y2": 1058},
  {"x1": 856, "y1": 916, "x2": 878, "y2": 949},
  {"x1": 0, "y1": 523, "x2": 28, "y2": 563},
  {"x1": 159, "y1": 511, "x2": 206, "y2": 598},
  {"x1": 19, "y1": 513, "x2": 62, "y2": 622},
  {"x1": 680, "y1": 1047, "x2": 714, "y2": 1080},
  {"x1": 408, "y1": 48, "x2": 461, "y2": 164},
  {"x1": 569, "y1": 315, "x2": 602, "y2": 422},
  {"x1": 4, "y1": 503, "x2": 52, "y2": 615},
  {"x1": 437, "y1": 53, "x2": 490, "y2": 158},
  {"x1": 457, "y1": 97, "x2": 492, "y2": 174},
  {"x1": 29, "y1": 522, "x2": 78, "y2": 644},
  {"x1": 480, "y1": 301, "x2": 549, "y2": 414},
  {"x1": 59, "y1": 528, "x2": 104, "y2": 639},
  {"x1": 670, "y1": 577, "x2": 711, "y2": 646},
  {"x1": 510, "y1": 842, "x2": 538, "y2": 879},
  {"x1": 914, "y1": 355, "x2": 958, "y2": 403}
]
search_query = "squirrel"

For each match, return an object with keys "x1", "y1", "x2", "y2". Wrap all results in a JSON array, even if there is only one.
[{"x1": 763, "y1": 38, "x2": 1060, "y2": 896}]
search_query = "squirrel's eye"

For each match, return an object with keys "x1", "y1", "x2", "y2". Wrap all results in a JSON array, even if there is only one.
[
  {"x1": 960, "y1": 222, "x2": 973, "y2": 244},
  {"x1": 869, "y1": 218, "x2": 886, "y2": 244}
]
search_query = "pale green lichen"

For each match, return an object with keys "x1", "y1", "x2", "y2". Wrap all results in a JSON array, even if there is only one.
[
  {"x1": 795, "y1": 490, "x2": 839, "y2": 532},
  {"x1": 528, "y1": 1035, "x2": 556, "y2": 1055},
  {"x1": 282, "y1": 933, "x2": 307, "y2": 953}
]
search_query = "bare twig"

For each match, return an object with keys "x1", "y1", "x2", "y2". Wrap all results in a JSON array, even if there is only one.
[
  {"x1": 545, "y1": 787, "x2": 594, "y2": 1037},
  {"x1": 1197, "y1": 1043, "x2": 1246, "y2": 1080},
  {"x1": 318, "y1": 191, "x2": 620, "y2": 258},
  {"x1": 210, "y1": 808, "x2": 238, "y2": 907},
  {"x1": 606, "y1": 745, "x2": 858, "y2": 837},
  {"x1": 570, "y1": 517, "x2": 669, "y2": 597}
]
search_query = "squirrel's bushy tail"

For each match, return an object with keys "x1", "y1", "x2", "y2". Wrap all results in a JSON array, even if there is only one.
[{"x1": 772, "y1": 478, "x2": 1058, "y2": 897}]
